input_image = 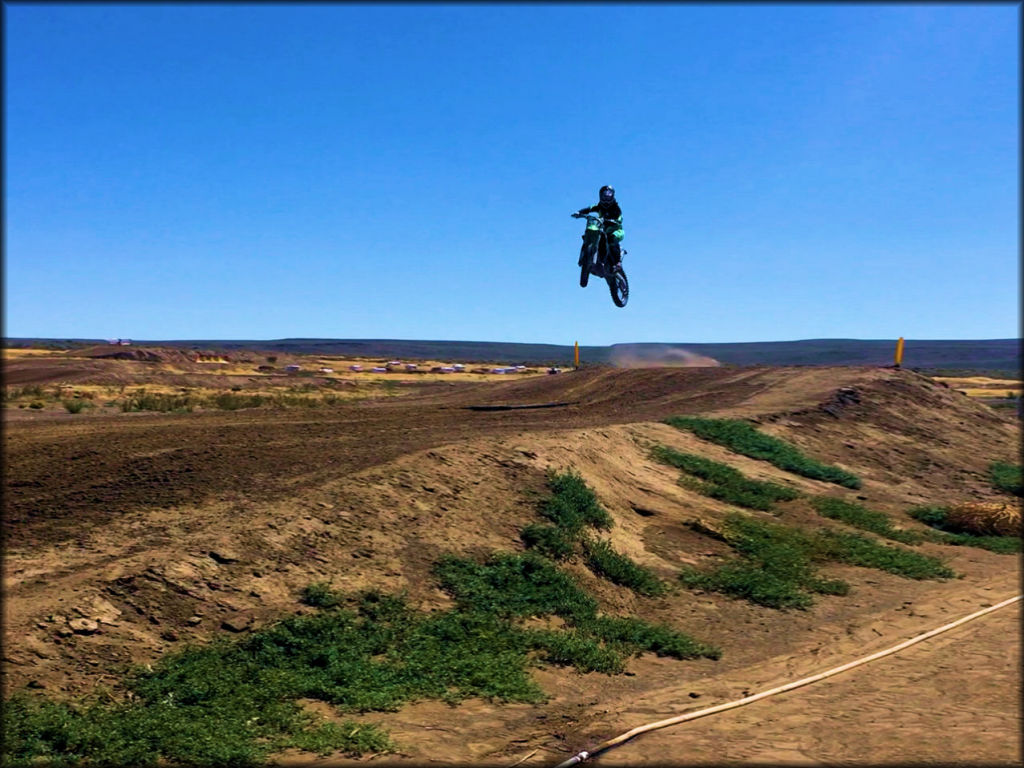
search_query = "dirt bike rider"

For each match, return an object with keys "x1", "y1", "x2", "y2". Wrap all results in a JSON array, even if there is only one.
[{"x1": 572, "y1": 185, "x2": 624, "y2": 268}]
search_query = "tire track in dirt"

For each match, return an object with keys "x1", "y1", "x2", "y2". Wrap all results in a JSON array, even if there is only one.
[{"x1": 585, "y1": 595, "x2": 1020, "y2": 765}]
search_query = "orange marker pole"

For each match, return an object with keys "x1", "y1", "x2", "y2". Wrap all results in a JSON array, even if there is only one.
[
  {"x1": 894, "y1": 337, "x2": 905, "y2": 368},
  {"x1": 574, "y1": 341, "x2": 579, "y2": 369}
]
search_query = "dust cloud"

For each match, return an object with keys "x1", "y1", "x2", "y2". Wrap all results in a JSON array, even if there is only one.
[{"x1": 610, "y1": 344, "x2": 721, "y2": 368}]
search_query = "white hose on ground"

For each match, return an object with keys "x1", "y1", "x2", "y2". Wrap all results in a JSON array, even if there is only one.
[{"x1": 551, "y1": 593, "x2": 1021, "y2": 768}]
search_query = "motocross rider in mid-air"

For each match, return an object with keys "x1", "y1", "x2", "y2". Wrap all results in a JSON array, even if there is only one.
[{"x1": 572, "y1": 185, "x2": 624, "y2": 268}]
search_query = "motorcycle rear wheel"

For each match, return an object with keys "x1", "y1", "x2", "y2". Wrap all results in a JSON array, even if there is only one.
[{"x1": 607, "y1": 266, "x2": 628, "y2": 307}]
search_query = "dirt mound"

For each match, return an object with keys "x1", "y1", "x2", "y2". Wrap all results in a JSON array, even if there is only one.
[
  {"x1": 3, "y1": 364, "x2": 1019, "y2": 763},
  {"x1": 77, "y1": 345, "x2": 237, "y2": 364}
]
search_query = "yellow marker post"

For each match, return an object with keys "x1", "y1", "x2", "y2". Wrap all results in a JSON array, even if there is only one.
[
  {"x1": 894, "y1": 337, "x2": 905, "y2": 368},
  {"x1": 574, "y1": 341, "x2": 580, "y2": 369}
]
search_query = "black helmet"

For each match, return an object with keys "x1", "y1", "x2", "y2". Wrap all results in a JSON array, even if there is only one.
[{"x1": 599, "y1": 185, "x2": 615, "y2": 204}]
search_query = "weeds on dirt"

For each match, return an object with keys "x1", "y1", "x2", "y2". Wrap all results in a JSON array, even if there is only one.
[
  {"x1": 665, "y1": 416, "x2": 861, "y2": 489},
  {"x1": 988, "y1": 461, "x2": 1022, "y2": 497},
  {"x1": 520, "y1": 522, "x2": 575, "y2": 560},
  {"x1": 908, "y1": 505, "x2": 1020, "y2": 554},
  {"x1": 680, "y1": 513, "x2": 954, "y2": 609},
  {"x1": 63, "y1": 399, "x2": 90, "y2": 414},
  {"x1": 4, "y1": 474, "x2": 717, "y2": 766},
  {"x1": 650, "y1": 444, "x2": 801, "y2": 512},
  {"x1": 581, "y1": 538, "x2": 668, "y2": 596},
  {"x1": 3, "y1": 384, "x2": 47, "y2": 402},
  {"x1": 680, "y1": 514, "x2": 848, "y2": 609},
  {"x1": 522, "y1": 471, "x2": 668, "y2": 596},
  {"x1": 810, "y1": 497, "x2": 922, "y2": 544},
  {"x1": 538, "y1": 470, "x2": 613, "y2": 533},
  {"x1": 121, "y1": 390, "x2": 199, "y2": 413},
  {"x1": 434, "y1": 552, "x2": 716, "y2": 665},
  {"x1": 301, "y1": 582, "x2": 344, "y2": 608},
  {"x1": 816, "y1": 530, "x2": 955, "y2": 579}
]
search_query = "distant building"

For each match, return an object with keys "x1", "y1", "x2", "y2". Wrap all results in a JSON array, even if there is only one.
[
  {"x1": 405, "y1": 364, "x2": 418, "y2": 371},
  {"x1": 318, "y1": 367, "x2": 333, "y2": 374},
  {"x1": 371, "y1": 366, "x2": 388, "y2": 373},
  {"x1": 349, "y1": 364, "x2": 363, "y2": 372},
  {"x1": 284, "y1": 364, "x2": 301, "y2": 372}
]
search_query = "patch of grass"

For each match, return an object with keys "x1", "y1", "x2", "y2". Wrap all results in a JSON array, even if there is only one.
[
  {"x1": 539, "y1": 470, "x2": 613, "y2": 533},
  {"x1": 580, "y1": 615, "x2": 721, "y2": 660},
  {"x1": 5, "y1": 474, "x2": 723, "y2": 767},
  {"x1": 650, "y1": 445, "x2": 800, "y2": 512},
  {"x1": 988, "y1": 461, "x2": 1023, "y2": 497},
  {"x1": 526, "y1": 471, "x2": 663, "y2": 596},
  {"x1": 434, "y1": 551, "x2": 598, "y2": 622},
  {"x1": 520, "y1": 523, "x2": 575, "y2": 560},
  {"x1": 810, "y1": 497, "x2": 922, "y2": 544},
  {"x1": 679, "y1": 512, "x2": 951, "y2": 609},
  {"x1": 581, "y1": 538, "x2": 667, "y2": 596},
  {"x1": 62, "y1": 399, "x2": 90, "y2": 414},
  {"x1": 665, "y1": 416, "x2": 861, "y2": 489},
  {"x1": 679, "y1": 514, "x2": 837, "y2": 609},
  {"x1": 301, "y1": 582, "x2": 344, "y2": 609},
  {"x1": 816, "y1": 530, "x2": 955, "y2": 579},
  {"x1": 908, "y1": 505, "x2": 1021, "y2": 554},
  {"x1": 121, "y1": 390, "x2": 198, "y2": 413}
]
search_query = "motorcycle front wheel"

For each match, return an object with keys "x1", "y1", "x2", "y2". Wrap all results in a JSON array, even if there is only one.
[
  {"x1": 607, "y1": 266, "x2": 628, "y2": 307},
  {"x1": 579, "y1": 242, "x2": 596, "y2": 287}
]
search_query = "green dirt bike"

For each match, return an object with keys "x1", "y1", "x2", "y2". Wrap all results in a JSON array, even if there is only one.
[{"x1": 572, "y1": 212, "x2": 628, "y2": 308}]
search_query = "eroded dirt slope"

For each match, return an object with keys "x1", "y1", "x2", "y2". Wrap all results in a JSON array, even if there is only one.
[{"x1": 3, "y1": 364, "x2": 1020, "y2": 764}]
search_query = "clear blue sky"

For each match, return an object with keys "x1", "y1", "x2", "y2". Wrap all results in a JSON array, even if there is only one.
[{"x1": 4, "y1": 3, "x2": 1019, "y2": 345}]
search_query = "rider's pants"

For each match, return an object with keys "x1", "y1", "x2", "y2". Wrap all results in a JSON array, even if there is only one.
[{"x1": 606, "y1": 226, "x2": 624, "y2": 264}]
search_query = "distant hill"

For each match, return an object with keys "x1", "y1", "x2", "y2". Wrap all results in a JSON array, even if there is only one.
[{"x1": 5, "y1": 337, "x2": 1020, "y2": 376}]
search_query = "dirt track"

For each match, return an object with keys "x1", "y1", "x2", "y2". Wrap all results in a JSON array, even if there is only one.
[
  {"x1": 4, "y1": 366, "x2": 842, "y2": 549},
  {"x1": 3, "y1": 361, "x2": 1020, "y2": 765}
]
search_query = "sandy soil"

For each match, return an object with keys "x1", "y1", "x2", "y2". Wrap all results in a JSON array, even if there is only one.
[{"x1": 2, "y1": 356, "x2": 1020, "y2": 765}]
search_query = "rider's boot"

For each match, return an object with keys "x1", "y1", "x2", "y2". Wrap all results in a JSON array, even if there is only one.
[{"x1": 608, "y1": 243, "x2": 622, "y2": 269}]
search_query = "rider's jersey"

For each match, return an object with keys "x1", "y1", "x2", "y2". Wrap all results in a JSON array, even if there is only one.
[{"x1": 576, "y1": 200, "x2": 622, "y2": 224}]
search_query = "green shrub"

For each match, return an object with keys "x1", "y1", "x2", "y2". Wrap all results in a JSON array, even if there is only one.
[
  {"x1": 434, "y1": 551, "x2": 597, "y2": 622},
  {"x1": 63, "y1": 399, "x2": 89, "y2": 413},
  {"x1": 540, "y1": 471, "x2": 613, "y2": 533},
  {"x1": 679, "y1": 513, "x2": 951, "y2": 609},
  {"x1": 122, "y1": 391, "x2": 197, "y2": 413},
  {"x1": 811, "y1": 497, "x2": 922, "y2": 544},
  {"x1": 580, "y1": 615, "x2": 721, "y2": 660},
  {"x1": 301, "y1": 582, "x2": 343, "y2": 609},
  {"x1": 665, "y1": 417, "x2": 861, "y2": 489},
  {"x1": 208, "y1": 392, "x2": 265, "y2": 411},
  {"x1": 520, "y1": 523, "x2": 575, "y2": 560},
  {"x1": 817, "y1": 530, "x2": 955, "y2": 580},
  {"x1": 581, "y1": 538, "x2": 667, "y2": 596},
  {"x1": 650, "y1": 445, "x2": 800, "y2": 511},
  {"x1": 28, "y1": 401, "x2": 44, "y2": 410},
  {"x1": 988, "y1": 461, "x2": 1023, "y2": 497}
]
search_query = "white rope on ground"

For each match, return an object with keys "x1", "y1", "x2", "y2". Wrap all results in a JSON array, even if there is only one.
[{"x1": 550, "y1": 593, "x2": 1022, "y2": 767}]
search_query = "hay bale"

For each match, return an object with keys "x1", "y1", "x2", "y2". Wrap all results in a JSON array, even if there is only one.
[{"x1": 945, "y1": 501, "x2": 1021, "y2": 537}]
